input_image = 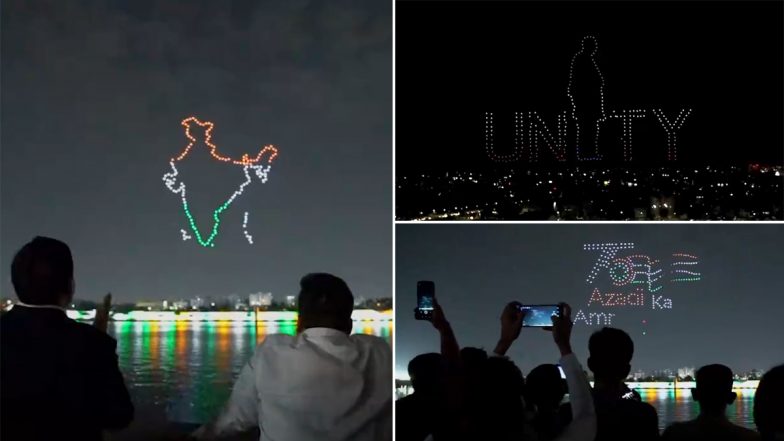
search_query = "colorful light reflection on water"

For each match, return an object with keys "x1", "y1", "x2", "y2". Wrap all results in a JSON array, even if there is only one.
[
  {"x1": 108, "y1": 320, "x2": 393, "y2": 427},
  {"x1": 636, "y1": 387, "x2": 756, "y2": 430}
]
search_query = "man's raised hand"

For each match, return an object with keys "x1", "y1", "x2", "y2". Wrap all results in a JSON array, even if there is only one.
[
  {"x1": 551, "y1": 302, "x2": 573, "y2": 356},
  {"x1": 94, "y1": 292, "x2": 111, "y2": 333}
]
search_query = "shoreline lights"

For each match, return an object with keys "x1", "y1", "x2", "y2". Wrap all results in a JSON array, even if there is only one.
[{"x1": 63, "y1": 309, "x2": 393, "y2": 323}]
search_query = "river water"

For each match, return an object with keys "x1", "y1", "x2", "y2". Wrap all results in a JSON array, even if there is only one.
[
  {"x1": 392, "y1": 384, "x2": 757, "y2": 431},
  {"x1": 638, "y1": 388, "x2": 755, "y2": 430},
  {"x1": 106, "y1": 320, "x2": 755, "y2": 437},
  {"x1": 106, "y1": 320, "x2": 393, "y2": 438}
]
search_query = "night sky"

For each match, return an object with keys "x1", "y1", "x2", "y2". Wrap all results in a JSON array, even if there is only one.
[
  {"x1": 396, "y1": 224, "x2": 784, "y2": 377},
  {"x1": 1, "y1": 1, "x2": 391, "y2": 302},
  {"x1": 396, "y1": 1, "x2": 784, "y2": 173}
]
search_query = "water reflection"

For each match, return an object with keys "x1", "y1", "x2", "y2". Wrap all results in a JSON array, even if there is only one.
[
  {"x1": 637, "y1": 387, "x2": 756, "y2": 430},
  {"x1": 108, "y1": 320, "x2": 393, "y2": 425}
]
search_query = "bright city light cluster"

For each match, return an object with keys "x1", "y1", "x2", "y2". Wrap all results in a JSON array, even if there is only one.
[
  {"x1": 64, "y1": 309, "x2": 393, "y2": 323},
  {"x1": 162, "y1": 116, "x2": 278, "y2": 248}
]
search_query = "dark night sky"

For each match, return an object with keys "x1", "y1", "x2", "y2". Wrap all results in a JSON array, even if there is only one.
[
  {"x1": 396, "y1": 224, "x2": 784, "y2": 377},
  {"x1": 1, "y1": 1, "x2": 391, "y2": 302},
  {"x1": 396, "y1": 1, "x2": 784, "y2": 173}
]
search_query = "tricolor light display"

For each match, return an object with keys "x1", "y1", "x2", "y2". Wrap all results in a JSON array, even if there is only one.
[
  {"x1": 484, "y1": 36, "x2": 692, "y2": 163},
  {"x1": 575, "y1": 242, "x2": 702, "y2": 327},
  {"x1": 63, "y1": 309, "x2": 393, "y2": 323},
  {"x1": 162, "y1": 116, "x2": 278, "y2": 248}
]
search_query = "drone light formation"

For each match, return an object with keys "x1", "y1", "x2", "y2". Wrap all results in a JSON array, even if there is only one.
[
  {"x1": 484, "y1": 36, "x2": 692, "y2": 163},
  {"x1": 162, "y1": 116, "x2": 278, "y2": 248},
  {"x1": 671, "y1": 252, "x2": 702, "y2": 282},
  {"x1": 243, "y1": 212, "x2": 253, "y2": 244},
  {"x1": 652, "y1": 108, "x2": 692, "y2": 161},
  {"x1": 578, "y1": 243, "x2": 702, "y2": 327},
  {"x1": 567, "y1": 35, "x2": 606, "y2": 162}
]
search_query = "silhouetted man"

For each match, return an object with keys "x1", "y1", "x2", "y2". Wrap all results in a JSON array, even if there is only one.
[
  {"x1": 194, "y1": 273, "x2": 392, "y2": 441},
  {"x1": 754, "y1": 364, "x2": 784, "y2": 441},
  {"x1": 587, "y1": 327, "x2": 659, "y2": 441},
  {"x1": 526, "y1": 363, "x2": 572, "y2": 441},
  {"x1": 0, "y1": 237, "x2": 134, "y2": 441},
  {"x1": 663, "y1": 364, "x2": 760, "y2": 441},
  {"x1": 396, "y1": 353, "x2": 447, "y2": 441}
]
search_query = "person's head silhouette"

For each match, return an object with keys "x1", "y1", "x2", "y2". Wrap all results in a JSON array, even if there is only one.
[
  {"x1": 587, "y1": 327, "x2": 634, "y2": 386},
  {"x1": 581, "y1": 36, "x2": 597, "y2": 56},
  {"x1": 11, "y1": 236, "x2": 75, "y2": 307},
  {"x1": 476, "y1": 356, "x2": 527, "y2": 439},
  {"x1": 297, "y1": 273, "x2": 354, "y2": 334},
  {"x1": 408, "y1": 353, "x2": 445, "y2": 396},
  {"x1": 754, "y1": 364, "x2": 784, "y2": 439},
  {"x1": 526, "y1": 364, "x2": 567, "y2": 410},
  {"x1": 692, "y1": 364, "x2": 736, "y2": 416}
]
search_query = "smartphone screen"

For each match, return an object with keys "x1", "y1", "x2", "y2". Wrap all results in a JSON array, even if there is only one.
[
  {"x1": 518, "y1": 304, "x2": 560, "y2": 327},
  {"x1": 415, "y1": 281, "x2": 435, "y2": 320}
]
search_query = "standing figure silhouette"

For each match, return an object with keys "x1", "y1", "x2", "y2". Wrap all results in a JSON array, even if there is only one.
[{"x1": 567, "y1": 36, "x2": 606, "y2": 161}]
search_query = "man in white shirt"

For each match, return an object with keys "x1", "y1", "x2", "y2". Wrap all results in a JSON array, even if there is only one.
[{"x1": 194, "y1": 273, "x2": 392, "y2": 441}]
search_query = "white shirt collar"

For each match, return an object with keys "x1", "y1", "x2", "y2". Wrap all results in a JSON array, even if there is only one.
[
  {"x1": 300, "y1": 327, "x2": 349, "y2": 337},
  {"x1": 14, "y1": 302, "x2": 66, "y2": 312}
]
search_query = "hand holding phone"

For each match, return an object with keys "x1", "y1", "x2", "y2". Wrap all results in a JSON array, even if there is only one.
[
  {"x1": 551, "y1": 303, "x2": 573, "y2": 356},
  {"x1": 499, "y1": 301, "x2": 524, "y2": 342}
]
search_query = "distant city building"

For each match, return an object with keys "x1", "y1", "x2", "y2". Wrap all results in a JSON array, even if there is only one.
[
  {"x1": 226, "y1": 294, "x2": 246, "y2": 310},
  {"x1": 249, "y1": 292, "x2": 273, "y2": 307},
  {"x1": 135, "y1": 301, "x2": 162, "y2": 311},
  {"x1": 172, "y1": 300, "x2": 189, "y2": 310},
  {"x1": 190, "y1": 297, "x2": 205, "y2": 309},
  {"x1": 286, "y1": 295, "x2": 296, "y2": 307},
  {"x1": 354, "y1": 296, "x2": 367, "y2": 307},
  {"x1": 678, "y1": 367, "x2": 695, "y2": 379}
]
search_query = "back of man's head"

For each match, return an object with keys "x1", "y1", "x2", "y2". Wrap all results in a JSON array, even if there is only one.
[
  {"x1": 693, "y1": 364, "x2": 736, "y2": 415},
  {"x1": 754, "y1": 364, "x2": 784, "y2": 439},
  {"x1": 477, "y1": 357, "x2": 526, "y2": 439},
  {"x1": 526, "y1": 364, "x2": 567, "y2": 409},
  {"x1": 408, "y1": 353, "x2": 445, "y2": 394},
  {"x1": 11, "y1": 237, "x2": 74, "y2": 306},
  {"x1": 587, "y1": 327, "x2": 634, "y2": 384},
  {"x1": 297, "y1": 273, "x2": 354, "y2": 334}
]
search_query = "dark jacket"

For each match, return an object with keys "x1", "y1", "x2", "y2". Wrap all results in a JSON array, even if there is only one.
[{"x1": 0, "y1": 305, "x2": 134, "y2": 441}]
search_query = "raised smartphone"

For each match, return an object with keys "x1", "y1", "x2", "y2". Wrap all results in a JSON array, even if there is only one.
[
  {"x1": 518, "y1": 304, "x2": 562, "y2": 327},
  {"x1": 415, "y1": 281, "x2": 435, "y2": 321}
]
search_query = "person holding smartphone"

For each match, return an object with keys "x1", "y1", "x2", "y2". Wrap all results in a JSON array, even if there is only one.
[
  {"x1": 492, "y1": 302, "x2": 597, "y2": 441},
  {"x1": 410, "y1": 282, "x2": 595, "y2": 441}
]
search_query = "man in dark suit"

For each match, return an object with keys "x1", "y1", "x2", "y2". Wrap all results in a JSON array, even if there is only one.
[{"x1": 1, "y1": 236, "x2": 134, "y2": 441}]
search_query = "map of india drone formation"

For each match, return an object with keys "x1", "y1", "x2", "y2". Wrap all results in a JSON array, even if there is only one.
[{"x1": 163, "y1": 116, "x2": 278, "y2": 248}]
